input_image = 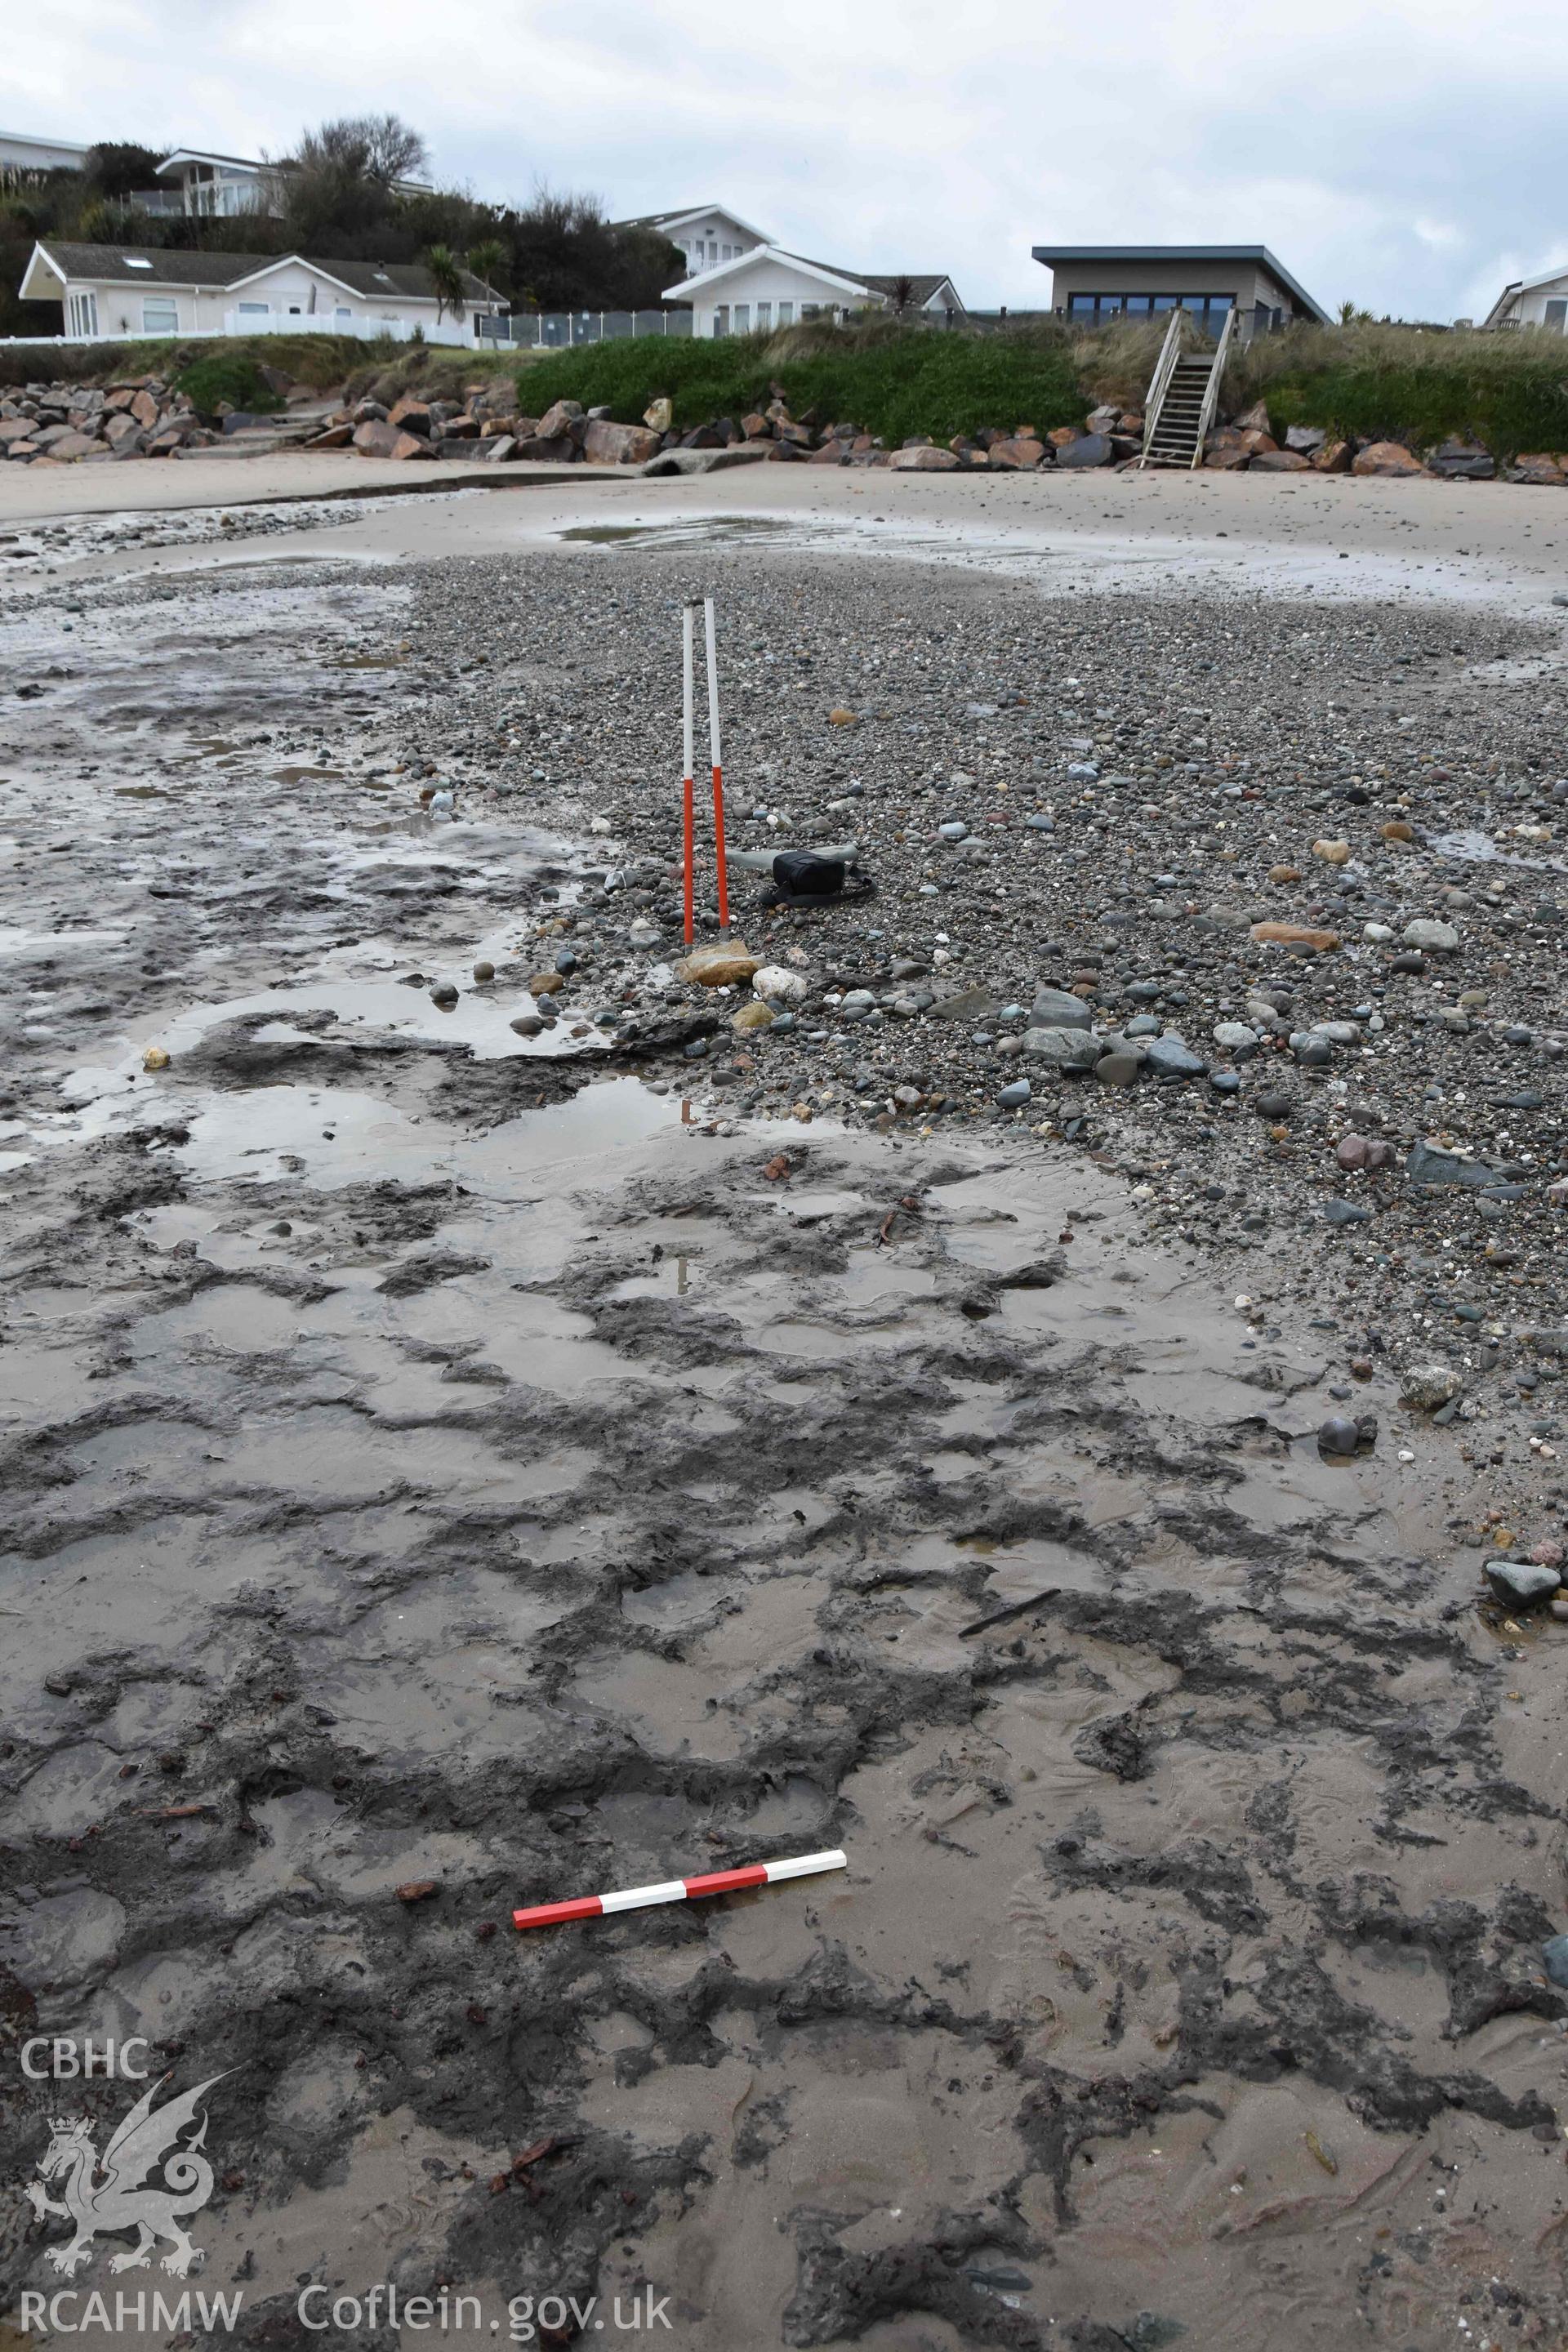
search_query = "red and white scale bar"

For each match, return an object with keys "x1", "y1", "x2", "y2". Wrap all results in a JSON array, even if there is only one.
[{"x1": 513, "y1": 1848, "x2": 846, "y2": 1931}]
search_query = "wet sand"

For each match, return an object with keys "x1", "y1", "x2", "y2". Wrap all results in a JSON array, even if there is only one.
[
  {"x1": 2, "y1": 486, "x2": 1566, "y2": 2351},
  {"x1": 8, "y1": 448, "x2": 1568, "y2": 618}
]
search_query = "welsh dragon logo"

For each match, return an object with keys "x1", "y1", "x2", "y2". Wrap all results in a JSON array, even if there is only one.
[{"x1": 25, "y1": 2072, "x2": 229, "y2": 2278}]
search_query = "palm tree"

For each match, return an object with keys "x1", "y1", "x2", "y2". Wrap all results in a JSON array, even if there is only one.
[
  {"x1": 466, "y1": 238, "x2": 509, "y2": 299},
  {"x1": 424, "y1": 243, "x2": 466, "y2": 324}
]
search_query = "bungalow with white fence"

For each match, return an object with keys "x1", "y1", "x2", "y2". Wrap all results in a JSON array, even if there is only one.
[
  {"x1": 17, "y1": 241, "x2": 502, "y2": 347},
  {"x1": 666, "y1": 246, "x2": 964, "y2": 336}
]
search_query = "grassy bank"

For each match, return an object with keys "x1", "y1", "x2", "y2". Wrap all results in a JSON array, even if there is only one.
[
  {"x1": 11, "y1": 317, "x2": 1567, "y2": 461},
  {"x1": 1220, "y1": 323, "x2": 1568, "y2": 458},
  {"x1": 515, "y1": 320, "x2": 1087, "y2": 442},
  {"x1": 509, "y1": 315, "x2": 1568, "y2": 461},
  {"x1": 0, "y1": 332, "x2": 379, "y2": 391},
  {"x1": 0, "y1": 332, "x2": 528, "y2": 399}
]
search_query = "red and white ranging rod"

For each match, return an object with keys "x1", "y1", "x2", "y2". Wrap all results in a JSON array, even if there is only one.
[
  {"x1": 704, "y1": 595, "x2": 731, "y2": 930},
  {"x1": 679, "y1": 596, "x2": 732, "y2": 942},
  {"x1": 513, "y1": 1847, "x2": 846, "y2": 1932}
]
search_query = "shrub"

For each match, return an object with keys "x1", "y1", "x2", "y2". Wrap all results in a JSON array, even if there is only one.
[{"x1": 174, "y1": 350, "x2": 285, "y2": 417}]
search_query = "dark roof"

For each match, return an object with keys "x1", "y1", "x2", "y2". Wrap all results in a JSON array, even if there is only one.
[
  {"x1": 33, "y1": 243, "x2": 276, "y2": 286},
  {"x1": 861, "y1": 273, "x2": 964, "y2": 310},
  {"x1": 1029, "y1": 243, "x2": 1329, "y2": 323},
  {"x1": 697, "y1": 248, "x2": 964, "y2": 309},
  {"x1": 33, "y1": 243, "x2": 497, "y2": 301}
]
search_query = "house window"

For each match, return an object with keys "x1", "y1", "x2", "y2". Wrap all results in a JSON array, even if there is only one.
[
  {"x1": 1067, "y1": 292, "x2": 1233, "y2": 327},
  {"x1": 236, "y1": 301, "x2": 270, "y2": 316},
  {"x1": 142, "y1": 298, "x2": 178, "y2": 333},
  {"x1": 800, "y1": 303, "x2": 821, "y2": 320},
  {"x1": 1547, "y1": 299, "x2": 1568, "y2": 332},
  {"x1": 68, "y1": 291, "x2": 98, "y2": 337},
  {"x1": 334, "y1": 305, "x2": 353, "y2": 324},
  {"x1": 713, "y1": 305, "x2": 729, "y2": 336},
  {"x1": 733, "y1": 303, "x2": 750, "y2": 332},
  {"x1": 755, "y1": 301, "x2": 772, "y2": 328},
  {"x1": 777, "y1": 301, "x2": 794, "y2": 325}
]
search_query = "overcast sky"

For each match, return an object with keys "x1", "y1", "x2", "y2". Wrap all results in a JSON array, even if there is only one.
[{"x1": 11, "y1": 0, "x2": 1561, "y2": 319}]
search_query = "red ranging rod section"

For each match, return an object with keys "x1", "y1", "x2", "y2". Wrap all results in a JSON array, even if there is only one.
[
  {"x1": 704, "y1": 596, "x2": 729, "y2": 929},
  {"x1": 513, "y1": 1849, "x2": 848, "y2": 1931}
]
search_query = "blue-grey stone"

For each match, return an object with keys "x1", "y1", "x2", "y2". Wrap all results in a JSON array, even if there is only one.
[
  {"x1": 1543, "y1": 1935, "x2": 1568, "y2": 1986},
  {"x1": 1057, "y1": 432, "x2": 1113, "y2": 469},
  {"x1": 1323, "y1": 1200, "x2": 1371, "y2": 1225},
  {"x1": 1487, "y1": 1559, "x2": 1560, "y2": 1607},
  {"x1": 997, "y1": 1079, "x2": 1031, "y2": 1107},
  {"x1": 1144, "y1": 1036, "x2": 1207, "y2": 1079},
  {"x1": 1407, "y1": 1138, "x2": 1503, "y2": 1188}
]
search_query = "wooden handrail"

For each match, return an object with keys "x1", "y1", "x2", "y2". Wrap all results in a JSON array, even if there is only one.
[
  {"x1": 1189, "y1": 302, "x2": 1236, "y2": 467},
  {"x1": 1138, "y1": 308, "x2": 1188, "y2": 470}
]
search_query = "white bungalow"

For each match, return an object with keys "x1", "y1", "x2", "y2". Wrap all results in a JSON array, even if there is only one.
[
  {"x1": 615, "y1": 203, "x2": 769, "y2": 279},
  {"x1": 665, "y1": 245, "x2": 965, "y2": 337},
  {"x1": 143, "y1": 148, "x2": 434, "y2": 220},
  {"x1": 144, "y1": 150, "x2": 283, "y2": 220},
  {"x1": 19, "y1": 242, "x2": 502, "y2": 346},
  {"x1": 0, "y1": 130, "x2": 93, "y2": 183},
  {"x1": 1482, "y1": 265, "x2": 1568, "y2": 332}
]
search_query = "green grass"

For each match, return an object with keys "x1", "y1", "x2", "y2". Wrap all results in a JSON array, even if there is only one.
[
  {"x1": 514, "y1": 322, "x2": 1087, "y2": 442},
  {"x1": 1218, "y1": 322, "x2": 1568, "y2": 459},
  {"x1": 0, "y1": 332, "x2": 398, "y2": 394}
]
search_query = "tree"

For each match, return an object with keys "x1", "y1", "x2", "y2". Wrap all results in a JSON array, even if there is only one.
[
  {"x1": 424, "y1": 243, "x2": 466, "y2": 323},
  {"x1": 269, "y1": 114, "x2": 428, "y2": 250},
  {"x1": 466, "y1": 237, "x2": 509, "y2": 298},
  {"x1": 359, "y1": 114, "x2": 429, "y2": 187},
  {"x1": 83, "y1": 143, "x2": 166, "y2": 201},
  {"x1": 889, "y1": 274, "x2": 915, "y2": 315}
]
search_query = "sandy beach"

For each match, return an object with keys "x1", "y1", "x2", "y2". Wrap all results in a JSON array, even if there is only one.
[{"x1": 2, "y1": 458, "x2": 1566, "y2": 2351}]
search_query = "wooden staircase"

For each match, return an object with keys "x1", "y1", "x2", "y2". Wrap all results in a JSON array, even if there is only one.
[{"x1": 1138, "y1": 306, "x2": 1235, "y2": 470}]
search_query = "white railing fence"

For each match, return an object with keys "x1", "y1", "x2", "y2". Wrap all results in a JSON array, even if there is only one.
[{"x1": 222, "y1": 311, "x2": 480, "y2": 346}]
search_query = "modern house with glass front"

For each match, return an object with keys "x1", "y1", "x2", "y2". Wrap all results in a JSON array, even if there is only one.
[{"x1": 1030, "y1": 244, "x2": 1329, "y2": 337}]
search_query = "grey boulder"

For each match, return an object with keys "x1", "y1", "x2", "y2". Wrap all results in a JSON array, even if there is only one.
[
  {"x1": 1023, "y1": 1027, "x2": 1102, "y2": 1071},
  {"x1": 1143, "y1": 1035, "x2": 1208, "y2": 1079},
  {"x1": 1029, "y1": 987, "x2": 1093, "y2": 1031}
]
